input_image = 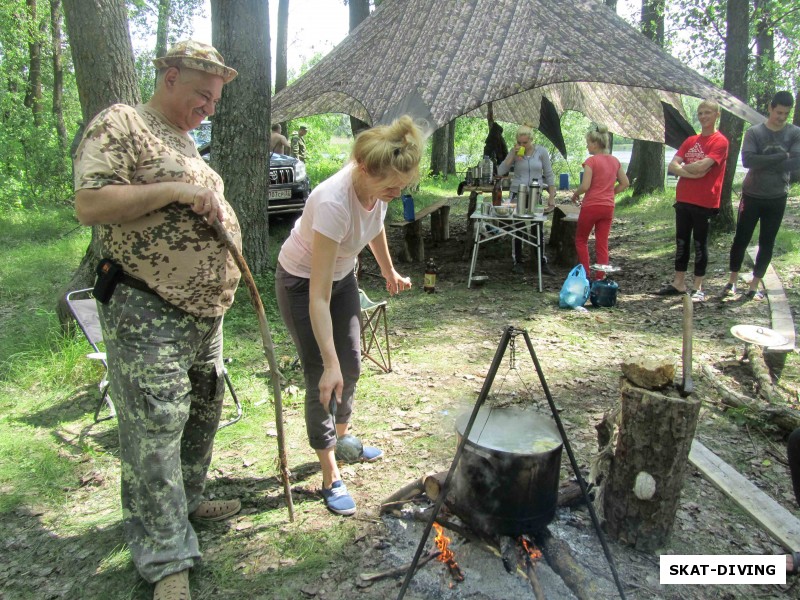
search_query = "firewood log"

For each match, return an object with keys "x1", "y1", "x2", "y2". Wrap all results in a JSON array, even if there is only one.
[
  {"x1": 379, "y1": 475, "x2": 426, "y2": 514},
  {"x1": 535, "y1": 528, "x2": 604, "y2": 600}
]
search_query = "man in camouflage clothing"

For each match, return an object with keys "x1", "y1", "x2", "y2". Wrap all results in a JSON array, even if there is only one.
[{"x1": 73, "y1": 41, "x2": 241, "y2": 600}]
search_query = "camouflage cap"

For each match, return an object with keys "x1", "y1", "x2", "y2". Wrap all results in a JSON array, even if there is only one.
[{"x1": 153, "y1": 40, "x2": 238, "y2": 84}]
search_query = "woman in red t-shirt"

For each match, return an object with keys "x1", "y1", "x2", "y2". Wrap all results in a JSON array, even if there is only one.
[{"x1": 571, "y1": 126, "x2": 630, "y2": 279}]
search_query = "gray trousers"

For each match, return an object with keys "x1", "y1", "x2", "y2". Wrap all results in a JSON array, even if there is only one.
[
  {"x1": 98, "y1": 285, "x2": 224, "y2": 583},
  {"x1": 275, "y1": 263, "x2": 361, "y2": 450}
]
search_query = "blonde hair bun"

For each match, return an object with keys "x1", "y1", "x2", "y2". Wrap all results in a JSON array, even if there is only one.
[
  {"x1": 352, "y1": 115, "x2": 424, "y2": 182},
  {"x1": 586, "y1": 124, "x2": 610, "y2": 150}
]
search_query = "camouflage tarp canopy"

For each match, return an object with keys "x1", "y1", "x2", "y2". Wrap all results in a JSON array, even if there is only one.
[{"x1": 271, "y1": 0, "x2": 763, "y2": 153}]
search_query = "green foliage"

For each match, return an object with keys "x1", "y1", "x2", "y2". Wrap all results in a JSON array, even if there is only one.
[{"x1": 0, "y1": 0, "x2": 82, "y2": 210}]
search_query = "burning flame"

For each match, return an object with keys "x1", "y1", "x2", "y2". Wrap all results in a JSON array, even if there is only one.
[
  {"x1": 433, "y1": 522, "x2": 465, "y2": 581},
  {"x1": 520, "y1": 536, "x2": 543, "y2": 562}
]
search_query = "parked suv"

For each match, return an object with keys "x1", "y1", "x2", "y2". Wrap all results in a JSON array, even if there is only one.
[{"x1": 191, "y1": 121, "x2": 310, "y2": 215}]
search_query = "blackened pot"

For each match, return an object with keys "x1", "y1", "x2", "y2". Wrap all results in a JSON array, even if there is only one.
[{"x1": 452, "y1": 406, "x2": 563, "y2": 537}]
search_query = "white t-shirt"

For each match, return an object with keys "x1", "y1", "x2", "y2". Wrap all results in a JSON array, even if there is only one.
[{"x1": 279, "y1": 162, "x2": 388, "y2": 281}]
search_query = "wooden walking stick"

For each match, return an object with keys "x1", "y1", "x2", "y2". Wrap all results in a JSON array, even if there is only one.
[{"x1": 212, "y1": 220, "x2": 295, "y2": 522}]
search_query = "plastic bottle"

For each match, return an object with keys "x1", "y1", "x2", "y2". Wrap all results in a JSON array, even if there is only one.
[
  {"x1": 423, "y1": 258, "x2": 438, "y2": 294},
  {"x1": 492, "y1": 177, "x2": 503, "y2": 206},
  {"x1": 481, "y1": 155, "x2": 493, "y2": 185}
]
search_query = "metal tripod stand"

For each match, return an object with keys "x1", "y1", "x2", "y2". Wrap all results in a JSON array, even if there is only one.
[{"x1": 396, "y1": 325, "x2": 626, "y2": 599}]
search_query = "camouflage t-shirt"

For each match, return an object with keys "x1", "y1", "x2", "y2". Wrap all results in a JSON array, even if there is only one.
[{"x1": 74, "y1": 104, "x2": 241, "y2": 318}]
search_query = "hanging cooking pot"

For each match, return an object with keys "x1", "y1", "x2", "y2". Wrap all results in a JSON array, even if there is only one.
[{"x1": 451, "y1": 406, "x2": 563, "y2": 536}]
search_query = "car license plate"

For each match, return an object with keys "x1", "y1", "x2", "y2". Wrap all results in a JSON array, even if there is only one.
[{"x1": 268, "y1": 188, "x2": 292, "y2": 200}]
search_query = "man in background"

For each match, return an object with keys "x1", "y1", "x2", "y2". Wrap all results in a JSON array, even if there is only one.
[
  {"x1": 291, "y1": 124, "x2": 308, "y2": 161},
  {"x1": 721, "y1": 90, "x2": 800, "y2": 301},
  {"x1": 270, "y1": 123, "x2": 291, "y2": 154}
]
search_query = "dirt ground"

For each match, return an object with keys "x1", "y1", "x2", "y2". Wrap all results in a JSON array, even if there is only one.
[{"x1": 1, "y1": 194, "x2": 798, "y2": 599}]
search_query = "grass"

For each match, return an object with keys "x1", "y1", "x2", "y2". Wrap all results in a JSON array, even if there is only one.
[{"x1": 0, "y1": 180, "x2": 798, "y2": 599}]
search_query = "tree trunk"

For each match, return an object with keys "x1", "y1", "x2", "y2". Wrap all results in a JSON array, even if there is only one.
[
  {"x1": 792, "y1": 89, "x2": 800, "y2": 183},
  {"x1": 601, "y1": 379, "x2": 701, "y2": 553},
  {"x1": 275, "y1": 0, "x2": 288, "y2": 136},
  {"x1": 211, "y1": 0, "x2": 271, "y2": 273},
  {"x1": 446, "y1": 118, "x2": 456, "y2": 175},
  {"x1": 716, "y1": 0, "x2": 749, "y2": 232},
  {"x1": 629, "y1": 140, "x2": 664, "y2": 195},
  {"x1": 154, "y1": 0, "x2": 171, "y2": 89},
  {"x1": 59, "y1": 0, "x2": 141, "y2": 328},
  {"x1": 348, "y1": 0, "x2": 370, "y2": 135},
  {"x1": 50, "y1": 0, "x2": 67, "y2": 153},
  {"x1": 25, "y1": 0, "x2": 44, "y2": 126},
  {"x1": 62, "y1": 0, "x2": 140, "y2": 124},
  {"x1": 430, "y1": 123, "x2": 448, "y2": 176},
  {"x1": 753, "y1": 0, "x2": 775, "y2": 115},
  {"x1": 627, "y1": 0, "x2": 664, "y2": 194}
]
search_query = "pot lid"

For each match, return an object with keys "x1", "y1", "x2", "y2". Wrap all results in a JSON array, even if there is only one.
[
  {"x1": 455, "y1": 406, "x2": 561, "y2": 455},
  {"x1": 730, "y1": 324, "x2": 788, "y2": 347}
]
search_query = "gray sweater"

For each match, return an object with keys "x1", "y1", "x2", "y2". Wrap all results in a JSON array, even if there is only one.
[{"x1": 741, "y1": 122, "x2": 800, "y2": 199}]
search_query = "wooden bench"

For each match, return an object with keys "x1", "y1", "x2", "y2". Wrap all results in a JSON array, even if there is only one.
[
  {"x1": 389, "y1": 199, "x2": 451, "y2": 262},
  {"x1": 548, "y1": 204, "x2": 580, "y2": 266}
]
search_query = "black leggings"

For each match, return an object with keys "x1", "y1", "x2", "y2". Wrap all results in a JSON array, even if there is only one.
[
  {"x1": 274, "y1": 263, "x2": 362, "y2": 450},
  {"x1": 674, "y1": 202, "x2": 716, "y2": 277},
  {"x1": 789, "y1": 428, "x2": 800, "y2": 508},
  {"x1": 728, "y1": 193, "x2": 787, "y2": 279}
]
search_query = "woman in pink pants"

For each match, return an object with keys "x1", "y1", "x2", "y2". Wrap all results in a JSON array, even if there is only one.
[{"x1": 571, "y1": 126, "x2": 629, "y2": 279}]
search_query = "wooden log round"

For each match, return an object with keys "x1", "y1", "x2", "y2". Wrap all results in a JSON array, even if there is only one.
[{"x1": 602, "y1": 379, "x2": 701, "y2": 553}]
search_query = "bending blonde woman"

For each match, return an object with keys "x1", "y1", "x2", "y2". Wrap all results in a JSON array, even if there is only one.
[{"x1": 275, "y1": 116, "x2": 423, "y2": 516}]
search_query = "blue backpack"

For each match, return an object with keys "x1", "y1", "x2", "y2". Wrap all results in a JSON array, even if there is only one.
[{"x1": 559, "y1": 265, "x2": 590, "y2": 309}]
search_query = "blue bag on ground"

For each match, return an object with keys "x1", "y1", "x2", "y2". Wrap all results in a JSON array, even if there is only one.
[
  {"x1": 590, "y1": 278, "x2": 619, "y2": 307},
  {"x1": 402, "y1": 194, "x2": 415, "y2": 221},
  {"x1": 559, "y1": 264, "x2": 590, "y2": 309}
]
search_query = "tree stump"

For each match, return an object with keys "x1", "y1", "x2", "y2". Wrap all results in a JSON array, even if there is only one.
[
  {"x1": 601, "y1": 378, "x2": 701, "y2": 552},
  {"x1": 548, "y1": 205, "x2": 580, "y2": 267}
]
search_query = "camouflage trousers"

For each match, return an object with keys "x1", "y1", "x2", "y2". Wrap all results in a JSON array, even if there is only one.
[{"x1": 97, "y1": 285, "x2": 225, "y2": 583}]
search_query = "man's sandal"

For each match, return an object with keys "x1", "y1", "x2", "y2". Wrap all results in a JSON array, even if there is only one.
[
  {"x1": 190, "y1": 499, "x2": 241, "y2": 522},
  {"x1": 790, "y1": 551, "x2": 800, "y2": 574},
  {"x1": 153, "y1": 570, "x2": 190, "y2": 600}
]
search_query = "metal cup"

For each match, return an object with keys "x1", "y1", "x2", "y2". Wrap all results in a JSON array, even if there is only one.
[{"x1": 481, "y1": 201, "x2": 492, "y2": 215}]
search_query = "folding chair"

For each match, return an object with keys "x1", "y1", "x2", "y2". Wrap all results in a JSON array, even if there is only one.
[
  {"x1": 65, "y1": 288, "x2": 242, "y2": 428},
  {"x1": 359, "y1": 288, "x2": 392, "y2": 373}
]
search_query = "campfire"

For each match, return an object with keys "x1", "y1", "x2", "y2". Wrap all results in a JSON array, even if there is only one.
[{"x1": 433, "y1": 522, "x2": 464, "y2": 582}]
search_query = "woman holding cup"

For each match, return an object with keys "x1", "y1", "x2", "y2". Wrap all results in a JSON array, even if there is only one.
[{"x1": 497, "y1": 124, "x2": 556, "y2": 274}]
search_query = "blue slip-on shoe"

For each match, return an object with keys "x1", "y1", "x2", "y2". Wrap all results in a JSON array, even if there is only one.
[
  {"x1": 359, "y1": 446, "x2": 384, "y2": 462},
  {"x1": 335, "y1": 438, "x2": 384, "y2": 463},
  {"x1": 321, "y1": 480, "x2": 356, "y2": 516}
]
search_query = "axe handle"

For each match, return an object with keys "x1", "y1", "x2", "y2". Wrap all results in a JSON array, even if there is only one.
[
  {"x1": 680, "y1": 292, "x2": 694, "y2": 396},
  {"x1": 212, "y1": 220, "x2": 295, "y2": 521}
]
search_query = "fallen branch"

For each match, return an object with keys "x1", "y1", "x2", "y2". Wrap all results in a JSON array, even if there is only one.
[
  {"x1": 745, "y1": 345, "x2": 780, "y2": 404},
  {"x1": 359, "y1": 550, "x2": 441, "y2": 583},
  {"x1": 701, "y1": 365, "x2": 800, "y2": 434}
]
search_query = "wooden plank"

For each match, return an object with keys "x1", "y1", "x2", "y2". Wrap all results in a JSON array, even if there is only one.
[
  {"x1": 746, "y1": 247, "x2": 796, "y2": 353},
  {"x1": 389, "y1": 199, "x2": 450, "y2": 227},
  {"x1": 689, "y1": 439, "x2": 800, "y2": 551}
]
